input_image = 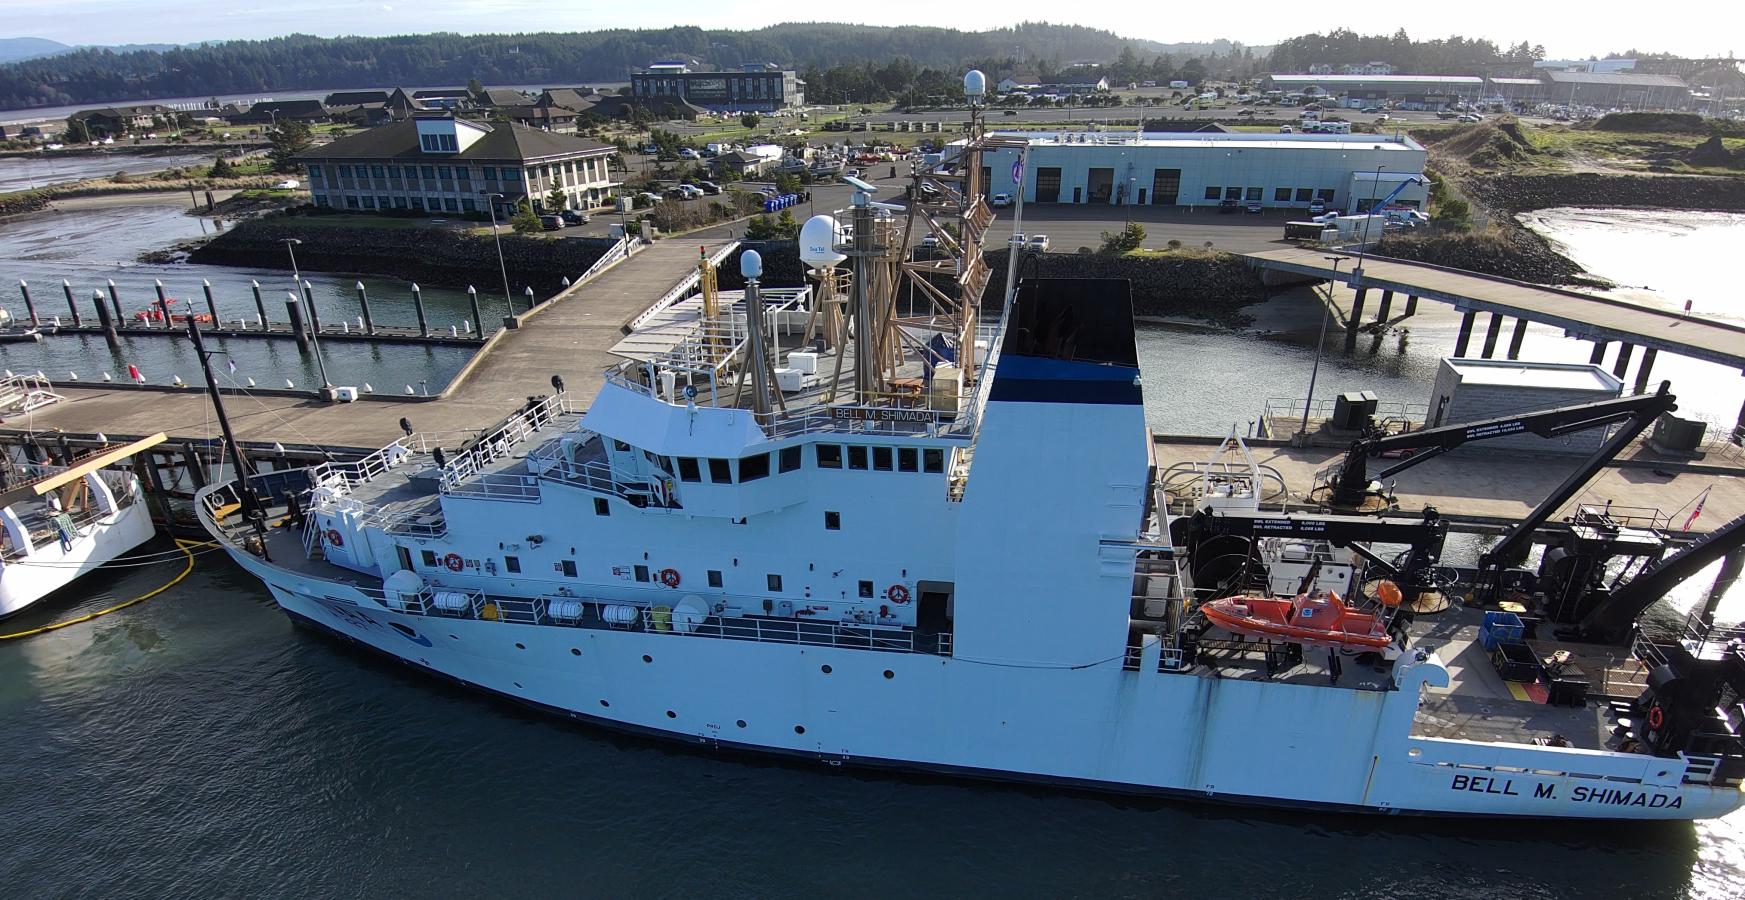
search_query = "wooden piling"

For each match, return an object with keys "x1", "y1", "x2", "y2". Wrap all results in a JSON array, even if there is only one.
[
  {"x1": 17, "y1": 280, "x2": 39, "y2": 327},
  {"x1": 61, "y1": 279, "x2": 82, "y2": 327},
  {"x1": 154, "y1": 280, "x2": 173, "y2": 329},
  {"x1": 285, "y1": 294, "x2": 310, "y2": 352},
  {"x1": 467, "y1": 285, "x2": 483, "y2": 336},
  {"x1": 301, "y1": 281, "x2": 322, "y2": 335},
  {"x1": 202, "y1": 280, "x2": 220, "y2": 325},
  {"x1": 411, "y1": 283, "x2": 429, "y2": 337},
  {"x1": 251, "y1": 280, "x2": 268, "y2": 329},
  {"x1": 355, "y1": 282, "x2": 375, "y2": 335},
  {"x1": 92, "y1": 290, "x2": 120, "y2": 348}
]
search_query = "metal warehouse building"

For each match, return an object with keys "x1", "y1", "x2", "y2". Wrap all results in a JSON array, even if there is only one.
[
  {"x1": 976, "y1": 131, "x2": 1428, "y2": 213},
  {"x1": 1260, "y1": 74, "x2": 1486, "y2": 109}
]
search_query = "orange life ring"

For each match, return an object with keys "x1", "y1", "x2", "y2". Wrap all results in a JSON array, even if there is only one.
[
  {"x1": 325, "y1": 528, "x2": 344, "y2": 547},
  {"x1": 444, "y1": 553, "x2": 464, "y2": 572},
  {"x1": 659, "y1": 568, "x2": 681, "y2": 589},
  {"x1": 1648, "y1": 705, "x2": 1665, "y2": 730},
  {"x1": 886, "y1": 584, "x2": 911, "y2": 604}
]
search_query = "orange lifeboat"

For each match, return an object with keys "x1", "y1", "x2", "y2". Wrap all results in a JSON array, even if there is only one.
[{"x1": 1201, "y1": 591, "x2": 1394, "y2": 651}]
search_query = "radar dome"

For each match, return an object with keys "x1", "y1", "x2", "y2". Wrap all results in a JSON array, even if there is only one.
[
  {"x1": 964, "y1": 69, "x2": 987, "y2": 102},
  {"x1": 740, "y1": 248, "x2": 763, "y2": 279},
  {"x1": 799, "y1": 215, "x2": 847, "y2": 268}
]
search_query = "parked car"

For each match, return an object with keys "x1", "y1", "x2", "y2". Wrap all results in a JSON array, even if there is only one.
[
  {"x1": 1436, "y1": 110, "x2": 1458, "y2": 119},
  {"x1": 1026, "y1": 234, "x2": 1049, "y2": 252},
  {"x1": 1278, "y1": 124, "x2": 1293, "y2": 133},
  {"x1": 1218, "y1": 198, "x2": 1241, "y2": 213},
  {"x1": 990, "y1": 192, "x2": 1012, "y2": 208},
  {"x1": 636, "y1": 191, "x2": 663, "y2": 205},
  {"x1": 274, "y1": 179, "x2": 301, "y2": 190},
  {"x1": 1375, "y1": 113, "x2": 1390, "y2": 122},
  {"x1": 1307, "y1": 199, "x2": 1328, "y2": 215},
  {"x1": 697, "y1": 181, "x2": 722, "y2": 195},
  {"x1": 1360, "y1": 106, "x2": 1382, "y2": 114},
  {"x1": 538, "y1": 215, "x2": 564, "y2": 231},
  {"x1": 677, "y1": 183, "x2": 703, "y2": 199},
  {"x1": 1245, "y1": 201, "x2": 1263, "y2": 214},
  {"x1": 678, "y1": 148, "x2": 700, "y2": 159},
  {"x1": 1457, "y1": 114, "x2": 1482, "y2": 123},
  {"x1": 919, "y1": 234, "x2": 940, "y2": 250},
  {"x1": 1002, "y1": 109, "x2": 1019, "y2": 116},
  {"x1": 560, "y1": 209, "x2": 590, "y2": 226}
]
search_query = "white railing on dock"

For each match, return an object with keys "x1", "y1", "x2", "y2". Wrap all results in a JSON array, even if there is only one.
[
  {"x1": 0, "y1": 373, "x2": 63, "y2": 415},
  {"x1": 626, "y1": 240, "x2": 741, "y2": 333},
  {"x1": 576, "y1": 234, "x2": 636, "y2": 285}
]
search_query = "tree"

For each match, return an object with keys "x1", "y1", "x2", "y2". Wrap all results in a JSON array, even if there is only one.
[
  {"x1": 773, "y1": 172, "x2": 802, "y2": 196},
  {"x1": 740, "y1": 112, "x2": 761, "y2": 129},
  {"x1": 267, "y1": 119, "x2": 312, "y2": 173},
  {"x1": 209, "y1": 155, "x2": 234, "y2": 178},
  {"x1": 510, "y1": 200, "x2": 542, "y2": 234},
  {"x1": 467, "y1": 77, "x2": 484, "y2": 97},
  {"x1": 1098, "y1": 221, "x2": 1146, "y2": 254},
  {"x1": 744, "y1": 214, "x2": 780, "y2": 240},
  {"x1": 545, "y1": 185, "x2": 568, "y2": 210},
  {"x1": 64, "y1": 116, "x2": 90, "y2": 143}
]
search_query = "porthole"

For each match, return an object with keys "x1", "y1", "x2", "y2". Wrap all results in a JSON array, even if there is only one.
[
  {"x1": 513, "y1": 682, "x2": 522, "y2": 688},
  {"x1": 449, "y1": 634, "x2": 459, "y2": 640},
  {"x1": 570, "y1": 648, "x2": 581, "y2": 656},
  {"x1": 666, "y1": 710, "x2": 677, "y2": 719},
  {"x1": 883, "y1": 669, "x2": 894, "y2": 679},
  {"x1": 600, "y1": 699, "x2": 610, "y2": 708},
  {"x1": 642, "y1": 654, "x2": 653, "y2": 663},
  {"x1": 820, "y1": 664, "x2": 833, "y2": 674},
  {"x1": 390, "y1": 622, "x2": 417, "y2": 638},
  {"x1": 514, "y1": 642, "x2": 525, "y2": 650},
  {"x1": 794, "y1": 725, "x2": 806, "y2": 735},
  {"x1": 736, "y1": 719, "x2": 747, "y2": 728}
]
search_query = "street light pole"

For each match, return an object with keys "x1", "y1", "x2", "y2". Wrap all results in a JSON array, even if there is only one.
[
  {"x1": 282, "y1": 237, "x2": 330, "y2": 389},
  {"x1": 1297, "y1": 255, "x2": 1348, "y2": 445},
  {"x1": 482, "y1": 190, "x2": 515, "y2": 316},
  {"x1": 1352, "y1": 163, "x2": 1385, "y2": 286}
]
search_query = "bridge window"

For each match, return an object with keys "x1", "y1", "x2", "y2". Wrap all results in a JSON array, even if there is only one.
[
  {"x1": 816, "y1": 444, "x2": 842, "y2": 469},
  {"x1": 859, "y1": 580, "x2": 874, "y2": 598},
  {"x1": 708, "y1": 569, "x2": 723, "y2": 588},
  {"x1": 708, "y1": 458, "x2": 732, "y2": 483},
  {"x1": 504, "y1": 556, "x2": 521, "y2": 574},
  {"x1": 923, "y1": 449, "x2": 945, "y2": 473},
  {"x1": 898, "y1": 448, "x2": 918, "y2": 472},
  {"x1": 739, "y1": 453, "x2": 769, "y2": 482},
  {"x1": 562, "y1": 560, "x2": 577, "y2": 577},
  {"x1": 594, "y1": 497, "x2": 610, "y2": 516},
  {"x1": 825, "y1": 511, "x2": 840, "y2": 531},
  {"x1": 634, "y1": 564, "x2": 650, "y2": 583},
  {"x1": 677, "y1": 457, "x2": 701, "y2": 482},
  {"x1": 779, "y1": 446, "x2": 802, "y2": 473},
  {"x1": 872, "y1": 447, "x2": 893, "y2": 471},
  {"x1": 847, "y1": 446, "x2": 868, "y2": 470},
  {"x1": 767, "y1": 573, "x2": 783, "y2": 592},
  {"x1": 420, "y1": 549, "x2": 438, "y2": 567}
]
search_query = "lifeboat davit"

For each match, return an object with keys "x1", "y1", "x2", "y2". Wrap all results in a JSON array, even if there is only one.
[
  {"x1": 1202, "y1": 591, "x2": 1394, "y2": 651},
  {"x1": 133, "y1": 307, "x2": 214, "y2": 324}
]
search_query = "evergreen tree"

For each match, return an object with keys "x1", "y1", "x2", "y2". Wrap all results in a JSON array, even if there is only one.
[
  {"x1": 266, "y1": 119, "x2": 312, "y2": 173},
  {"x1": 510, "y1": 200, "x2": 542, "y2": 234}
]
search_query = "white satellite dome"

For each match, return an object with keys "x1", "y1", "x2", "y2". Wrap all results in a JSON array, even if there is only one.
[
  {"x1": 964, "y1": 69, "x2": 987, "y2": 101},
  {"x1": 799, "y1": 215, "x2": 847, "y2": 268}
]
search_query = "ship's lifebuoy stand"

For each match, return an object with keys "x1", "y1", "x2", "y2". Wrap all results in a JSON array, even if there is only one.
[
  {"x1": 886, "y1": 584, "x2": 911, "y2": 605},
  {"x1": 325, "y1": 528, "x2": 344, "y2": 548},
  {"x1": 659, "y1": 568, "x2": 682, "y2": 589},
  {"x1": 444, "y1": 553, "x2": 464, "y2": 572}
]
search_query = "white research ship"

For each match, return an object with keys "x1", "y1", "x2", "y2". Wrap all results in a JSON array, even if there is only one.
[{"x1": 197, "y1": 90, "x2": 1745, "y2": 820}]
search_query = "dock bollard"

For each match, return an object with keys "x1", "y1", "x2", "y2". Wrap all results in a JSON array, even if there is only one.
[
  {"x1": 18, "y1": 280, "x2": 39, "y2": 327},
  {"x1": 411, "y1": 283, "x2": 429, "y2": 337},
  {"x1": 523, "y1": 285, "x2": 535, "y2": 313},
  {"x1": 154, "y1": 280, "x2": 173, "y2": 330},
  {"x1": 61, "y1": 279, "x2": 82, "y2": 328},
  {"x1": 284, "y1": 293, "x2": 310, "y2": 352},
  {"x1": 251, "y1": 279, "x2": 268, "y2": 330},
  {"x1": 202, "y1": 280, "x2": 220, "y2": 325},
  {"x1": 466, "y1": 286, "x2": 482, "y2": 337},
  {"x1": 301, "y1": 280, "x2": 321, "y2": 335},
  {"x1": 92, "y1": 290, "x2": 119, "y2": 349},
  {"x1": 355, "y1": 281, "x2": 375, "y2": 335},
  {"x1": 106, "y1": 278, "x2": 121, "y2": 324}
]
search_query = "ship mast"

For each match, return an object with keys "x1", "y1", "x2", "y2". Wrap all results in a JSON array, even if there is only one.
[{"x1": 186, "y1": 315, "x2": 257, "y2": 515}]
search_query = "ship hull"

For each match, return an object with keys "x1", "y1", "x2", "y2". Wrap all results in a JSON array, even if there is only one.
[
  {"x1": 1, "y1": 493, "x2": 155, "y2": 618},
  {"x1": 229, "y1": 547, "x2": 1743, "y2": 821}
]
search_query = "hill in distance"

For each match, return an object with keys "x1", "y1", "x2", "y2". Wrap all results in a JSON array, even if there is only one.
[{"x1": 0, "y1": 37, "x2": 71, "y2": 64}]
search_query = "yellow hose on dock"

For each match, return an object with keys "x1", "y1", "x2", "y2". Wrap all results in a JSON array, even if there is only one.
[{"x1": 0, "y1": 539, "x2": 209, "y2": 641}]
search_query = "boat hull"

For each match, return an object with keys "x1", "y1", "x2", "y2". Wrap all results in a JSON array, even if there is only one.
[
  {"x1": 223, "y1": 544, "x2": 1744, "y2": 821},
  {"x1": 1, "y1": 495, "x2": 155, "y2": 618}
]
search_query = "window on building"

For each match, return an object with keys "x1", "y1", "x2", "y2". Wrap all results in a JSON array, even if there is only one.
[
  {"x1": 634, "y1": 564, "x2": 650, "y2": 583},
  {"x1": 779, "y1": 446, "x2": 802, "y2": 473},
  {"x1": 310, "y1": 166, "x2": 325, "y2": 181},
  {"x1": 1296, "y1": 188, "x2": 1313, "y2": 202},
  {"x1": 371, "y1": 165, "x2": 386, "y2": 177},
  {"x1": 594, "y1": 497, "x2": 610, "y2": 516},
  {"x1": 421, "y1": 166, "x2": 436, "y2": 179},
  {"x1": 1274, "y1": 187, "x2": 1292, "y2": 202},
  {"x1": 500, "y1": 167, "x2": 519, "y2": 182},
  {"x1": 409, "y1": 197, "x2": 425, "y2": 210},
  {"x1": 1225, "y1": 187, "x2": 1243, "y2": 200},
  {"x1": 767, "y1": 573, "x2": 783, "y2": 592},
  {"x1": 825, "y1": 511, "x2": 840, "y2": 531},
  {"x1": 1246, "y1": 187, "x2": 1263, "y2": 201},
  {"x1": 739, "y1": 453, "x2": 769, "y2": 482},
  {"x1": 314, "y1": 195, "x2": 330, "y2": 207},
  {"x1": 379, "y1": 196, "x2": 391, "y2": 209},
  {"x1": 345, "y1": 195, "x2": 360, "y2": 208},
  {"x1": 923, "y1": 448, "x2": 945, "y2": 473},
  {"x1": 504, "y1": 556, "x2": 521, "y2": 574},
  {"x1": 461, "y1": 199, "x2": 476, "y2": 212},
  {"x1": 443, "y1": 198, "x2": 458, "y2": 212},
  {"x1": 859, "y1": 580, "x2": 875, "y2": 598},
  {"x1": 872, "y1": 446, "x2": 893, "y2": 471},
  {"x1": 361, "y1": 196, "x2": 376, "y2": 209},
  {"x1": 816, "y1": 444, "x2": 842, "y2": 469},
  {"x1": 707, "y1": 569, "x2": 723, "y2": 588},
  {"x1": 708, "y1": 458, "x2": 732, "y2": 483},
  {"x1": 403, "y1": 167, "x2": 419, "y2": 182},
  {"x1": 898, "y1": 447, "x2": 918, "y2": 473},
  {"x1": 1203, "y1": 186, "x2": 1220, "y2": 201},
  {"x1": 386, "y1": 165, "x2": 399, "y2": 178},
  {"x1": 847, "y1": 446, "x2": 868, "y2": 470},
  {"x1": 455, "y1": 167, "x2": 470, "y2": 181},
  {"x1": 393, "y1": 197, "x2": 407, "y2": 208},
  {"x1": 420, "y1": 549, "x2": 438, "y2": 567},
  {"x1": 677, "y1": 457, "x2": 701, "y2": 482},
  {"x1": 1317, "y1": 189, "x2": 1336, "y2": 201},
  {"x1": 482, "y1": 166, "x2": 497, "y2": 180},
  {"x1": 561, "y1": 559, "x2": 577, "y2": 577},
  {"x1": 338, "y1": 164, "x2": 353, "y2": 177},
  {"x1": 437, "y1": 166, "x2": 452, "y2": 179}
]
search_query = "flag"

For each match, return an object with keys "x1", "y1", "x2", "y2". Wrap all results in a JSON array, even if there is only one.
[
  {"x1": 227, "y1": 358, "x2": 237, "y2": 375},
  {"x1": 1010, "y1": 158, "x2": 1023, "y2": 183},
  {"x1": 1684, "y1": 487, "x2": 1710, "y2": 531}
]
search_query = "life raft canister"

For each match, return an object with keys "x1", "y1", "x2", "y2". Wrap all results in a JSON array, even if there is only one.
[
  {"x1": 659, "y1": 568, "x2": 681, "y2": 589},
  {"x1": 886, "y1": 584, "x2": 911, "y2": 604},
  {"x1": 444, "y1": 553, "x2": 464, "y2": 572}
]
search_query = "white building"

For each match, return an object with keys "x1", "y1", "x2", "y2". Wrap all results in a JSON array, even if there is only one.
[{"x1": 974, "y1": 131, "x2": 1427, "y2": 212}]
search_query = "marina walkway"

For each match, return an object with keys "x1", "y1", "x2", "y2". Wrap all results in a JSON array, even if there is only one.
[
  {"x1": 1, "y1": 239, "x2": 730, "y2": 450},
  {"x1": 1244, "y1": 247, "x2": 1745, "y2": 371}
]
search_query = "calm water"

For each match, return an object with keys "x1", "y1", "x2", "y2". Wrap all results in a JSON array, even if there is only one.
[
  {"x1": 0, "y1": 203, "x2": 497, "y2": 392},
  {"x1": 4, "y1": 209, "x2": 1745, "y2": 896},
  {"x1": 0, "y1": 151, "x2": 227, "y2": 192}
]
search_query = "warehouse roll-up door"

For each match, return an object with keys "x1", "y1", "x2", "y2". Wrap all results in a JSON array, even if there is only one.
[{"x1": 1035, "y1": 167, "x2": 1061, "y2": 203}]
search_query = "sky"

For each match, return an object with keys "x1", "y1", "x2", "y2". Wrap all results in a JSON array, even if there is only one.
[{"x1": 0, "y1": 0, "x2": 1736, "y2": 60}]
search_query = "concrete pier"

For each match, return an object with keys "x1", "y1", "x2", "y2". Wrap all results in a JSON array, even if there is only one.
[{"x1": 1454, "y1": 311, "x2": 1476, "y2": 357}]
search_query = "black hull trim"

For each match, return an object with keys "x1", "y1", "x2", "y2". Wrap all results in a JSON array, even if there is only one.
[{"x1": 279, "y1": 608, "x2": 1663, "y2": 822}]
